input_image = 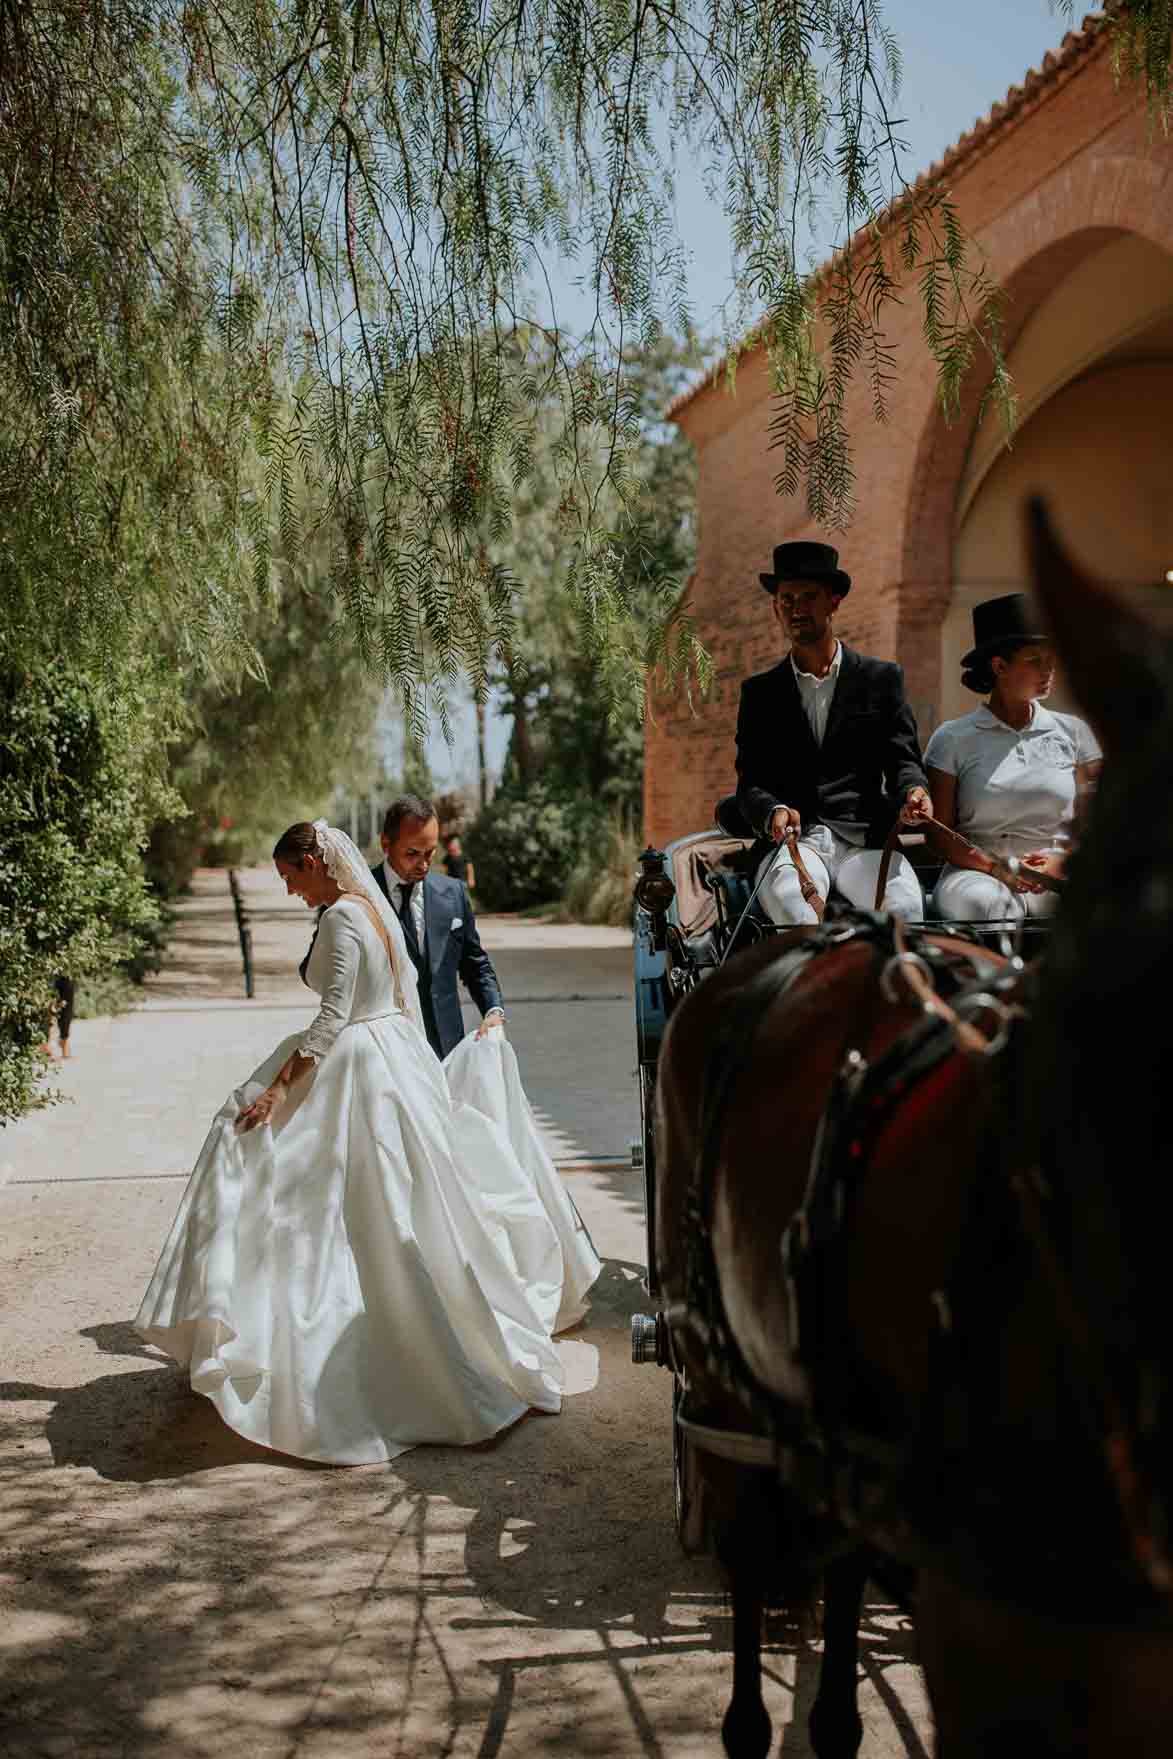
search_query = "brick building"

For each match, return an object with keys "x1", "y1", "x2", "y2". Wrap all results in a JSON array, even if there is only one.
[{"x1": 645, "y1": 15, "x2": 1173, "y2": 845}]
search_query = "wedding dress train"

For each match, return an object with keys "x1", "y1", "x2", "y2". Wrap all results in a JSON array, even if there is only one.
[{"x1": 135, "y1": 856, "x2": 601, "y2": 1465}]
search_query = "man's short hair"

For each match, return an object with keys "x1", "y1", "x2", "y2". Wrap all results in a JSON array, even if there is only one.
[{"x1": 383, "y1": 795, "x2": 437, "y2": 839}]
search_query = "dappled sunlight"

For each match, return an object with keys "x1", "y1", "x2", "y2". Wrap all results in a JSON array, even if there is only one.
[
  {"x1": 1, "y1": 1274, "x2": 930, "y2": 1757},
  {"x1": 1, "y1": 1364, "x2": 722, "y2": 1758}
]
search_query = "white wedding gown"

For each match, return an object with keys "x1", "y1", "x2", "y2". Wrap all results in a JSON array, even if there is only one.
[{"x1": 135, "y1": 895, "x2": 601, "y2": 1464}]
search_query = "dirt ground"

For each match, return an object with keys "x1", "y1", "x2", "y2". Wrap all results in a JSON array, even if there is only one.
[{"x1": 0, "y1": 868, "x2": 932, "y2": 1757}]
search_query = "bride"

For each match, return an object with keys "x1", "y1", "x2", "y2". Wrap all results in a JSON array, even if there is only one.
[{"x1": 134, "y1": 820, "x2": 602, "y2": 1464}]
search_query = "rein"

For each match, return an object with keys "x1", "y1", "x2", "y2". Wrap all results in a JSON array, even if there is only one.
[
  {"x1": 786, "y1": 828, "x2": 825, "y2": 919},
  {"x1": 874, "y1": 814, "x2": 1065, "y2": 910}
]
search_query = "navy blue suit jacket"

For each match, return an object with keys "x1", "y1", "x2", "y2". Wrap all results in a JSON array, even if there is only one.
[{"x1": 371, "y1": 864, "x2": 503, "y2": 1059}]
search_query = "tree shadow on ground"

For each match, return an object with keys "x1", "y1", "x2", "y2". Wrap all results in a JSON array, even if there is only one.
[
  {"x1": 1, "y1": 1321, "x2": 328, "y2": 1481},
  {"x1": 0, "y1": 1270, "x2": 928, "y2": 1758}
]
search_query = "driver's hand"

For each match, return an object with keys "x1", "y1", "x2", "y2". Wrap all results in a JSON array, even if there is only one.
[
  {"x1": 768, "y1": 805, "x2": 801, "y2": 842},
  {"x1": 900, "y1": 786, "x2": 931, "y2": 825}
]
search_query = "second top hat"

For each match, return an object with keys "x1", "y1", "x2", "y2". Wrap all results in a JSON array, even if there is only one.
[
  {"x1": 759, "y1": 541, "x2": 851, "y2": 597},
  {"x1": 961, "y1": 593, "x2": 1048, "y2": 667}
]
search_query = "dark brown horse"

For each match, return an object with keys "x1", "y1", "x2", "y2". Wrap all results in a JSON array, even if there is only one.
[{"x1": 655, "y1": 504, "x2": 1173, "y2": 1755}]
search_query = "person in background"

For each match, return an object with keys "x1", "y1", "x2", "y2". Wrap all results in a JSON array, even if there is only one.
[
  {"x1": 923, "y1": 593, "x2": 1102, "y2": 921},
  {"x1": 42, "y1": 975, "x2": 75, "y2": 1060},
  {"x1": 442, "y1": 831, "x2": 474, "y2": 891}
]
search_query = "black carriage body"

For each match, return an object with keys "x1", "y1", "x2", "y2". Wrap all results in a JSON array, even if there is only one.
[{"x1": 633, "y1": 830, "x2": 759, "y2": 1296}]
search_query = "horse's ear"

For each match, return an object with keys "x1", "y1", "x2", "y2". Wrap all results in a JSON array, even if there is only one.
[{"x1": 1025, "y1": 497, "x2": 1164, "y2": 752}]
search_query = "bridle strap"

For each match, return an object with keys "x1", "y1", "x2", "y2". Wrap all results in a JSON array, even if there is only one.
[{"x1": 785, "y1": 827, "x2": 825, "y2": 919}]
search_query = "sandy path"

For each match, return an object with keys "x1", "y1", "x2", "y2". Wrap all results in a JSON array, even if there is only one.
[{"x1": 0, "y1": 867, "x2": 931, "y2": 1757}]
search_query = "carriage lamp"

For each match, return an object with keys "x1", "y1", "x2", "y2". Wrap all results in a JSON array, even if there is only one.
[{"x1": 634, "y1": 847, "x2": 676, "y2": 917}]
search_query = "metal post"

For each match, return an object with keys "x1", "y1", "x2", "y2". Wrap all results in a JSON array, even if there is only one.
[{"x1": 228, "y1": 869, "x2": 254, "y2": 999}]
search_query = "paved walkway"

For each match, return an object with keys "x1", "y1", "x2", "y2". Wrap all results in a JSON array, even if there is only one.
[{"x1": 0, "y1": 869, "x2": 931, "y2": 1758}]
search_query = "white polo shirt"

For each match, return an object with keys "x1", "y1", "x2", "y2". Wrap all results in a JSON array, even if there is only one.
[{"x1": 923, "y1": 703, "x2": 1101, "y2": 858}]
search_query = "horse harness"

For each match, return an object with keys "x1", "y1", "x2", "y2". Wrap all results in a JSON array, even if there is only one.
[
  {"x1": 672, "y1": 908, "x2": 1173, "y2": 1612},
  {"x1": 670, "y1": 915, "x2": 1002, "y2": 1482}
]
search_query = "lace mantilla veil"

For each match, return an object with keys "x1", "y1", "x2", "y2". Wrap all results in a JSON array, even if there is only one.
[{"x1": 311, "y1": 820, "x2": 427, "y2": 1037}]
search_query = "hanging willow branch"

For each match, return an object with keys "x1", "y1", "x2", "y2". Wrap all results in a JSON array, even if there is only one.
[{"x1": 0, "y1": 1, "x2": 1168, "y2": 717}]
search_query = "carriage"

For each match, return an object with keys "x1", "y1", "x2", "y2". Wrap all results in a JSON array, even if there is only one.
[
  {"x1": 619, "y1": 514, "x2": 1173, "y2": 1759},
  {"x1": 629, "y1": 794, "x2": 1054, "y2": 1549}
]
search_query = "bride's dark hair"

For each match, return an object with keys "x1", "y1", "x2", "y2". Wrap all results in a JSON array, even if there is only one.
[{"x1": 273, "y1": 822, "x2": 319, "y2": 865}]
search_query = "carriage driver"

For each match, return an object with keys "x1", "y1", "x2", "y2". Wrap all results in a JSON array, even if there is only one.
[{"x1": 734, "y1": 541, "x2": 932, "y2": 925}]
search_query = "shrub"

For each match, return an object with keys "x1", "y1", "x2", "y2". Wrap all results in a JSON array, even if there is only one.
[
  {"x1": 561, "y1": 814, "x2": 641, "y2": 927},
  {"x1": 0, "y1": 664, "x2": 168, "y2": 1121},
  {"x1": 464, "y1": 786, "x2": 582, "y2": 911}
]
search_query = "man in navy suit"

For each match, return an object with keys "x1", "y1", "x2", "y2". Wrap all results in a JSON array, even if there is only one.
[
  {"x1": 371, "y1": 795, "x2": 505, "y2": 1058},
  {"x1": 734, "y1": 541, "x2": 931, "y2": 924}
]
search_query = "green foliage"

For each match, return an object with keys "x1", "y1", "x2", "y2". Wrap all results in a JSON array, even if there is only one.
[
  {"x1": 0, "y1": 663, "x2": 169, "y2": 1122},
  {"x1": 465, "y1": 787, "x2": 582, "y2": 912},
  {"x1": 1, "y1": 1, "x2": 1165, "y2": 708},
  {"x1": 149, "y1": 572, "x2": 385, "y2": 887},
  {"x1": 0, "y1": 0, "x2": 1165, "y2": 1121},
  {"x1": 491, "y1": 335, "x2": 704, "y2": 823},
  {"x1": 561, "y1": 815, "x2": 643, "y2": 927},
  {"x1": 1058, "y1": 2, "x2": 1172, "y2": 124}
]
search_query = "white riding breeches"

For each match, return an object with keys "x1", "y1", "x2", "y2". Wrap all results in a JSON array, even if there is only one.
[
  {"x1": 932, "y1": 864, "x2": 1059, "y2": 923},
  {"x1": 756, "y1": 825, "x2": 924, "y2": 927}
]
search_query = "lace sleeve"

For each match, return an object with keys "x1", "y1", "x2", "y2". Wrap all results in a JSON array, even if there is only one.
[{"x1": 297, "y1": 907, "x2": 361, "y2": 1063}]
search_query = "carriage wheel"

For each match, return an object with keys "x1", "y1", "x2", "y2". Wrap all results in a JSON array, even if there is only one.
[{"x1": 673, "y1": 1373, "x2": 707, "y2": 1555}]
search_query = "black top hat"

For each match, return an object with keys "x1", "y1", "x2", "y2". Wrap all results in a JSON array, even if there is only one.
[
  {"x1": 961, "y1": 593, "x2": 1048, "y2": 668},
  {"x1": 759, "y1": 541, "x2": 851, "y2": 597}
]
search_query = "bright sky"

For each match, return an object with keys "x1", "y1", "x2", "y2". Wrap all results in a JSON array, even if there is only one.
[{"x1": 423, "y1": 1, "x2": 1091, "y2": 791}]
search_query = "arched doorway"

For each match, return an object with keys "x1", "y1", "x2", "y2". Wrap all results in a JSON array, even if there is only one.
[{"x1": 940, "y1": 233, "x2": 1173, "y2": 726}]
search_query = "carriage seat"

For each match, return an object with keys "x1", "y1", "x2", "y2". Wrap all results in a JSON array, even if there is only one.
[
  {"x1": 711, "y1": 793, "x2": 944, "y2": 916},
  {"x1": 667, "y1": 830, "x2": 758, "y2": 964}
]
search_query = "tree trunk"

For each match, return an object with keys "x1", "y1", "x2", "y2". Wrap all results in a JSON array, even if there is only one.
[
  {"x1": 504, "y1": 652, "x2": 533, "y2": 792},
  {"x1": 475, "y1": 693, "x2": 489, "y2": 810}
]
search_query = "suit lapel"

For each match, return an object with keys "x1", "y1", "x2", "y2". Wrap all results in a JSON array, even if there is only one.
[
  {"x1": 775, "y1": 657, "x2": 820, "y2": 763},
  {"x1": 371, "y1": 861, "x2": 391, "y2": 902},
  {"x1": 424, "y1": 875, "x2": 448, "y2": 974},
  {"x1": 821, "y1": 644, "x2": 861, "y2": 748}
]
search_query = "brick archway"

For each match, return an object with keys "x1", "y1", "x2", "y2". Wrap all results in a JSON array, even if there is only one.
[{"x1": 898, "y1": 154, "x2": 1173, "y2": 719}]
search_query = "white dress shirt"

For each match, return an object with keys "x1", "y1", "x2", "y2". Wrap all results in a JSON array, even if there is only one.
[
  {"x1": 791, "y1": 641, "x2": 842, "y2": 746},
  {"x1": 383, "y1": 860, "x2": 426, "y2": 951}
]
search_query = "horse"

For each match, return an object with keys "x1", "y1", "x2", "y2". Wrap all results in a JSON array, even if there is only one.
[{"x1": 654, "y1": 501, "x2": 1173, "y2": 1756}]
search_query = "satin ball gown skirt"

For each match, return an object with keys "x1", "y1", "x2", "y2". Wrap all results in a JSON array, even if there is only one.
[{"x1": 135, "y1": 1014, "x2": 601, "y2": 1464}]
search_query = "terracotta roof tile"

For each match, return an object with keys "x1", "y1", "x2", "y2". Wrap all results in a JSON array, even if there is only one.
[{"x1": 666, "y1": 11, "x2": 1108, "y2": 419}]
